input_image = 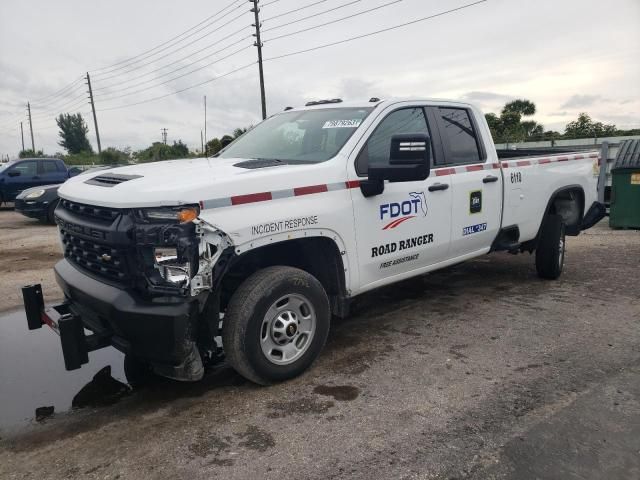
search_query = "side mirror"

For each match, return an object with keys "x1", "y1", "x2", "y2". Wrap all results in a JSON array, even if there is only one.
[
  {"x1": 360, "y1": 134, "x2": 431, "y2": 197},
  {"x1": 8, "y1": 171, "x2": 21, "y2": 177}
]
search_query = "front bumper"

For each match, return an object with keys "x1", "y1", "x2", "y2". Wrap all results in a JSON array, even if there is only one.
[
  {"x1": 15, "y1": 198, "x2": 48, "y2": 219},
  {"x1": 22, "y1": 259, "x2": 205, "y2": 381}
]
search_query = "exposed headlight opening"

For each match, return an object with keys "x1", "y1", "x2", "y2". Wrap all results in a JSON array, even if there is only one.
[
  {"x1": 154, "y1": 247, "x2": 191, "y2": 286},
  {"x1": 24, "y1": 189, "x2": 46, "y2": 199}
]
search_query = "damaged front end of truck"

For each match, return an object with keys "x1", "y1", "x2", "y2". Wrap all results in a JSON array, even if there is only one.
[{"x1": 22, "y1": 200, "x2": 234, "y2": 382}]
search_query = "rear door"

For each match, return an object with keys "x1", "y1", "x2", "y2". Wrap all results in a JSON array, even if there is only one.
[
  {"x1": 432, "y1": 106, "x2": 502, "y2": 258},
  {"x1": 39, "y1": 160, "x2": 66, "y2": 185},
  {"x1": 349, "y1": 105, "x2": 453, "y2": 290}
]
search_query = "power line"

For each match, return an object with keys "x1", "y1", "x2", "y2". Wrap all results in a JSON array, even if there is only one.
[
  {"x1": 264, "y1": 0, "x2": 489, "y2": 60},
  {"x1": 97, "y1": 62, "x2": 256, "y2": 112},
  {"x1": 262, "y1": 0, "x2": 286, "y2": 7},
  {"x1": 265, "y1": 0, "x2": 405, "y2": 43},
  {"x1": 93, "y1": 28, "x2": 251, "y2": 94},
  {"x1": 31, "y1": 92, "x2": 88, "y2": 116},
  {"x1": 263, "y1": 0, "x2": 362, "y2": 33},
  {"x1": 263, "y1": 0, "x2": 330, "y2": 22},
  {"x1": 30, "y1": 76, "x2": 84, "y2": 104},
  {"x1": 96, "y1": 44, "x2": 252, "y2": 102},
  {"x1": 93, "y1": 2, "x2": 248, "y2": 79},
  {"x1": 90, "y1": 0, "x2": 244, "y2": 74}
]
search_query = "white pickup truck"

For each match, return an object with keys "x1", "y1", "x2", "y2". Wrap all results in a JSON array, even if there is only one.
[{"x1": 22, "y1": 98, "x2": 605, "y2": 385}]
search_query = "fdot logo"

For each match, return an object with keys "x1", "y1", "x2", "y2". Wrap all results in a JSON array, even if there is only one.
[{"x1": 380, "y1": 192, "x2": 427, "y2": 230}]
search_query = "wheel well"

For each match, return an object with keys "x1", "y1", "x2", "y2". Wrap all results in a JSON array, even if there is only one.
[
  {"x1": 548, "y1": 187, "x2": 584, "y2": 236},
  {"x1": 219, "y1": 237, "x2": 349, "y2": 317}
]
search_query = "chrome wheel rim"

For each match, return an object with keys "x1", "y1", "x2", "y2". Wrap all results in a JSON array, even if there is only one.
[
  {"x1": 260, "y1": 294, "x2": 316, "y2": 365},
  {"x1": 558, "y1": 235, "x2": 565, "y2": 269}
]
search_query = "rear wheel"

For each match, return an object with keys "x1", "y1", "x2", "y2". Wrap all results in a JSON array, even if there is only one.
[
  {"x1": 222, "y1": 266, "x2": 330, "y2": 385},
  {"x1": 536, "y1": 214, "x2": 565, "y2": 279}
]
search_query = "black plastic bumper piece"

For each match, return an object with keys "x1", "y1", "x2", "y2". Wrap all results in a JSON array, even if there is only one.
[
  {"x1": 581, "y1": 201, "x2": 607, "y2": 231},
  {"x1": 53, "y1": 258, "x2": 195, "y2": 366}
]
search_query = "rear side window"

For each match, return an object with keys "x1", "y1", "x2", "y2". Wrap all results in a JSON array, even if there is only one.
[
  {"x1": 436, "y1": 107, "x2": 482, "y2": 165},
  {"x1": 40, "y1": 161, "x2": 59, "y2": 174}
]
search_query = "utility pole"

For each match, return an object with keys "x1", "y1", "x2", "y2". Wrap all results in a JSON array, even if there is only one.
[
  {"x1": 161, "y1": 128, "x2": 168, "y2": 144},
  {"x1": 20, "y1": 121, "x2": 25, "y2": 152},
  {"x1": 201, "y1": 130, "x2": 204, "y2": 155},
  {"x1": 204, "y1": 95, "x2": 207, "y2": 153},
  {"x1": 26, "y1": 102, "x2": 35, "y2": 152},
  {"x1": 86, "y1": 72, "x2": 102, "y2": 154},
  {"x1": 251, "y1": 0, "x2": 267, "y2": 120}
]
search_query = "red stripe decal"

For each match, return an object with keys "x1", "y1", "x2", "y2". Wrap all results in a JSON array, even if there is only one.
[
  {"x1": 574, "y1": 155, "x2": 584, "y2": 160},
  {"x1": 294, "y1": 184, "x2": 328, "y2": 196},
  {"x1": 502, "y1": 162, "x2": 509, "y2": 168},
  {"x1": 516, "y1": 160, "x2": 531, "y2": 167},
  {"x1": 199, "y1": 200, "x2": 204, "y2": 209},
  {"x1": 435, "y1": 168, "x2": 455, "y2": 176},
  {"x1": 231, "y1": 192, "x2": 272, "y2": 205},
  {"x1": 345, "y1": 180, "x2": 361, "y2": 189},
  {"x1": 539, "y1": 158, "x2": 551, "y2": 164},
  {"x1": 557, "y1": 156, "x2": 569, "y2": 162},
  {"x1": 383, "y1": 216, "x2": 414, "y2": 230},
  {"x1": 466, "y1": 164, "x2": 484, "y2": 172},
  {"x1": 492, "y1": 163, "x2": 501, "y2": 169}
]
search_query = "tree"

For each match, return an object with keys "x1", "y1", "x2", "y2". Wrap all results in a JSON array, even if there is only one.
[
  {"x1": 19, "y1": 149, "x2": 45, "y2": 158},
  {"x1": 134, "y1": 140, "x2": 190, "y2": 162},
  {"x1": 56, "y1": 113, "x2": 93, "y2": 154},
  {"x1": 205, "y1": 138, "x2": 222, "y2": 156},
  {"x1": 564, "y1": 113, "x2": 617, "y2": 139},
  {"x1": 233, "y1": 127, "x2": 248, "y2": 138},
  {"x1": 99, "y1": 147, "x2": 131, "y2": 165},
  {"x1": 485, "y1": 99, "x2": 544, "y2": 143}
]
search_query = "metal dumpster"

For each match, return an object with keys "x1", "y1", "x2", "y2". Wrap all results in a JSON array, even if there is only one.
[{"x1": 610, "y1": 139, "x2": 640, "y2": 229}]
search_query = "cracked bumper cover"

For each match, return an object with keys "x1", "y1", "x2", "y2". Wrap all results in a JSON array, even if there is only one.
[{"x1": 54, "y1": 258, "x2": 203, "y2": 379}]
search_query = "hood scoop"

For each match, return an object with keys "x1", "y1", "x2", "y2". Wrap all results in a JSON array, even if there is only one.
[{"x1": 85, "y1": 173, "x2": 143, "y2": 187}]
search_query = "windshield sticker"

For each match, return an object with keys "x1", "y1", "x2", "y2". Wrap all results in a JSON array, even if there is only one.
[{"x1": 322, "y1": 119, "x2": 362, "y2": 129}]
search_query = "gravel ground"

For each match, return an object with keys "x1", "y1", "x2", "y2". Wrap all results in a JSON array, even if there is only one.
[
  {"x1": 0, "y1": 209, "x2": 62, "y2": 313},
  {"x1": 0, "y1": 213, "x2": 638, "y2": 479}
]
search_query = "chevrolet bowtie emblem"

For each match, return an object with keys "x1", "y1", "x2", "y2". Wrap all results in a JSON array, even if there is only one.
[{"x1": 100, "y1": 254, "x2": 112, "y2": 262}]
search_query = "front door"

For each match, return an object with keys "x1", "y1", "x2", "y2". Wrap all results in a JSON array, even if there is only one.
[
  {"x1": 4, "y1": 160, "x2": 39, "y2": 200},
  {"x1": 349, "y1": 106, "x2": 453, "y2": 291}
]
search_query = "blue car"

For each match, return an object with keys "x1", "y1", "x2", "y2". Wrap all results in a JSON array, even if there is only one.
[{"x1": 0, "y1": 158, "x2": 73, "y2": 204}]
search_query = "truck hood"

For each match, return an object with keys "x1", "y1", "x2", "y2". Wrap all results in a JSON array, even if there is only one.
[{"x1": 57, "y1": 157, "x2": 325, "y2": 208}]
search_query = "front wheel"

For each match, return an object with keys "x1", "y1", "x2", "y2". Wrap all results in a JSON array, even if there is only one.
[
  {"x1": 535, "y1": 214, "x2": 565, "y2": 280},
  {"x1": 222, "y1": 266, "x2": 330, "y2": 385}
]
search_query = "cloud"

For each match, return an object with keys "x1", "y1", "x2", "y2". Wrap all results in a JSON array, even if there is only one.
[
  {"x1": 459, "y1": 91, "x2": 515, "y2": 104},
  {"x1": 560, "y1": 94, "x2": 603, "y2": 109}
]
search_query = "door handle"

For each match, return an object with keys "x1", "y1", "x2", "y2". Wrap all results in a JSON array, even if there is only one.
[
  {"x1": 428, "y1": 183, "x2": 449, "y2": 192},
  {"x1": 483, "y1": 175, "x2": 499, "y2": 183}
]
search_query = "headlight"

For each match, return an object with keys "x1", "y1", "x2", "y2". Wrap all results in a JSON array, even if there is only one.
[
  {"x1": 24, "y1": 189, "x2": 46, "y2": 199},
  {"x1": 141, "y1": 206, "x2": 199, "y2": 224},
  {"x1": 154, "y1": 247, "x2": 191, "y2": 285}
]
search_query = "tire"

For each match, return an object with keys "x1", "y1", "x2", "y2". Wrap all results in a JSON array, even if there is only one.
[
  {"x1": 222, "y1": 266, "x2": 330, "y2": 385},
  {"x1": 46, "y1": 199, "x2": 59, "y2": 225},
  {"x1": 535, "y1": 214, "x2": 566, "y2": 280}
]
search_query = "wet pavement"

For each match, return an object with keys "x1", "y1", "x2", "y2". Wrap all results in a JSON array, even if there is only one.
[{"x1": 0, "y1": 309, "x2": 127, "y2": 434}]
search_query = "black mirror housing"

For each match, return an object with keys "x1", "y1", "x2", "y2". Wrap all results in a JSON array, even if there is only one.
[{"x1": 360, "y1": 134, "x2": 431, "y2": 197}]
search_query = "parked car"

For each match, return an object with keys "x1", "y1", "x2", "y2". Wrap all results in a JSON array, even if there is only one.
[
  {"x1": 14, "y1": 184, "x2": 61, "y2": 224},
  {"x1": 0, "y1": 158, "x2": 75, "y2": 205},
  {"x1": 14, "y1": 166, "x2": 113, "y2": 224},
  {"x1": 22, "y1": 98, "x2": 605, "y2": 386}
]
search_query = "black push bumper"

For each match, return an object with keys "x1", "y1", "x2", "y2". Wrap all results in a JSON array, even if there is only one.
[{"x1": 22, "y1": 259, "x2": 204, "y2": 380}]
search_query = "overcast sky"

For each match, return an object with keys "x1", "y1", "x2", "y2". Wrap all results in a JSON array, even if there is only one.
[{"x1": 0, "y1": 0, "x2": 638, "y2": 158}]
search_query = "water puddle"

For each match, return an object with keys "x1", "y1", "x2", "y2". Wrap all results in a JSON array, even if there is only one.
[{"x1": 0, "y1": 309, "x2": 127, "y2": 434}]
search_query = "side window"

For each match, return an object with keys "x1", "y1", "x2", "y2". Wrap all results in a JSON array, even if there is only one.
[
  {"x1": 9, "y1": 161, "x2": 37, "y2": 177},
  {"x1": 437, "y1": 108, "x2": 482, "y2": 165},
  {"x1": 41, "y1": 161, "x2": 59, "y2": 174},
  {"x1": 356, "y1": 107, "x2": 430, "y2": 175}
]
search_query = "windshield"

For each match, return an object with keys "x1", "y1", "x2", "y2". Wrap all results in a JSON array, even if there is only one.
[
  {"x1": 218, "y1": 107, "x2": 373, "y2": 163},
  {"x1": 0, "y1": 161, "x2": 16, "y2": 174}
]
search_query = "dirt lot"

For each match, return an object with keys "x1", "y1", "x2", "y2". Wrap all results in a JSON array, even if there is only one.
[
  {"x1": 0, "y1": 210, "x2": 639, "y2": 479},
  {"x1": 0, "y1": 209, "x2": 62, "y2": 313}
]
